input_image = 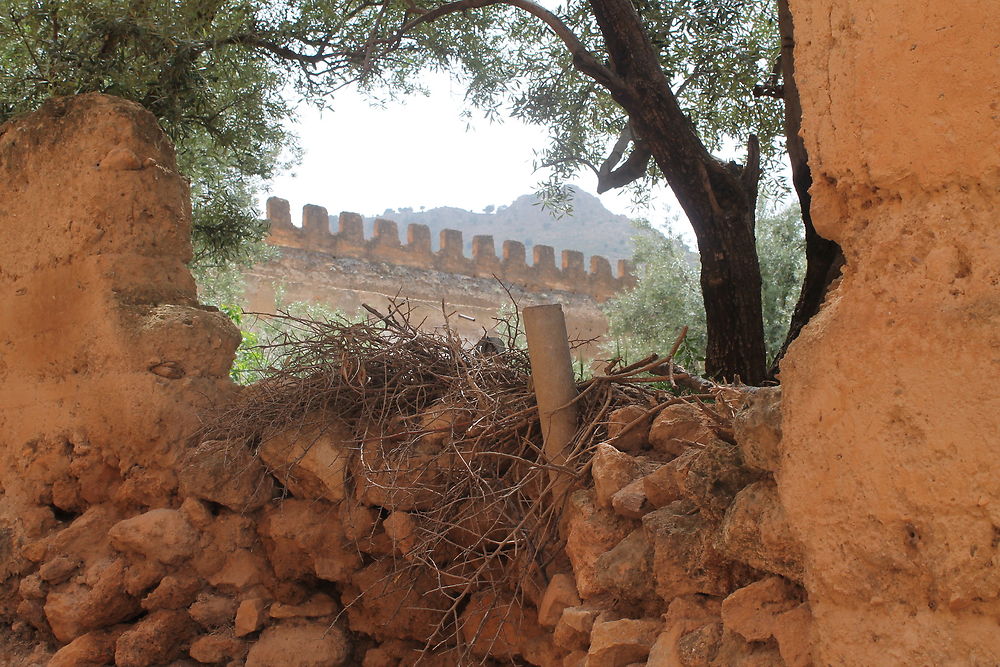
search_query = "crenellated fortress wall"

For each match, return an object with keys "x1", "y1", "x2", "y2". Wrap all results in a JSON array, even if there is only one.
[{"x1": 244, "y1": 198, "x2": 636, "y2": 350}]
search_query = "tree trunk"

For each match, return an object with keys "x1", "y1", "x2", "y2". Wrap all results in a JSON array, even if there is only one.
[
  {"x1": 586, "y1": 0, "x2": 767, "y2": 384},
  {"x1": 768, "y1": 0, "x2": 845, "y2": 377}
]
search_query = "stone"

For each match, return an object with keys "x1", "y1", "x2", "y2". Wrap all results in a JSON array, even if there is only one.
[
  {"x1": 676, "y1": 622, "x2": 722, "y2": 666},
  {"x1": 721, "y1": 577, "x2": 804, "y2": 643},
  {"x1": 647, "y1": 595, "x2": 722, "y2": 666},
  {"x1": 18, "y1": 573, "x2": 45, "y2": 599},
  {"x1": 259, "y1": 419, "x2": 352, "y2": 503},
  {"x1": 344, "y1": 561, "x2": 450, "y2": 642},
  {"x1": 141, "y1": 574, "x2": 202, "y2": 611},
  {"x1": 642, "y1": 500, "x2": 754, "y2": 601},
  {"x1": 188, "y1": 593, "x2": 238, "y2": 629},
  {"x1": 672, "y1": 439, "x2": 758, "y2": 521},
  {"x1": 592, "y1": 443, "x2": 649, "y2": 508},
  {"x1": 732, "y1": 387, "x2": 782, "y2": 473},
  {"x1": 612, "y1": 477, "x2": 654, "y2": 518},
  {"x1": 649, "y1": 403, "x2": 716, "y2": 459},
  {"x1": 123, "y1": 558, "x2": 166, "y2": 597},
  {"x1": 235, "y1": 598, "x2": 269, "y2": 637},
  {"x1": 538, "y1": 573, "x2": 582, "y2": 627},
  {"x1": 49, "y1": 629, "x2": 122, "y2": 667},
  {"x1": 564, "y1": 489, "x2": 634, "y2": 598},
  {"x1": 587, "y1": 617, "x2": 662, "y2": 667},
  {"x1": 720, "y1": 480, "x2": 805, "y2": 581},
  {"x1": 553, "y1": 606, "x2": 600, "y2": 651},
  {"x1": 772, "y1": 603, "x2": 814, "y2": 667},
  {"x1": 592, "y1": 528, "x2": 656, "y2": 604},
  {"x1": 269, "y1": 593, "x2": 337, "y2": 619},
  {"x1": 606, "y1": 405, "x2": 653, "y2": 454},
  {"x1": 178, "y1": 439, "x2": 274, "y2": 511},
  {"x1": 108, "y1": 509, "x2": 199, "y2": 565},
  {"x1": 245, "y1": 621, "x2": 350, "y2": 666},
  {"x1": 114, "y1": 610, "x2": 196, "y2": 667},
  {"x1": 258, "y1": 499, "x2": 361, "y2": 583},
  {"x1": 459, "y1": 591, "x2": 536, "y2": 659},
  {"x1": 39, "y1": 556, "x2": 80, "y2": 584},
  {"x1": 206, "y1": 548, "x2": 272, "y2": 591},
  {"x1": 382, "y1": 511, "x2": 419, "y2": 556},
  {"x1": 642, "y1": 464, "x2": 684, "y2": 508},
  {"x1": 188, "y1": 633, "x2": 246, "y2": 664},
  {"x1": 45, "y1": 559, "x2": 141, "y2": 642}
]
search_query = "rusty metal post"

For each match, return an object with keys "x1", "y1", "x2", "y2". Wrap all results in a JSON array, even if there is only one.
[{"x1": 523, "y1": 304, "x2": 579, "y2": 498}]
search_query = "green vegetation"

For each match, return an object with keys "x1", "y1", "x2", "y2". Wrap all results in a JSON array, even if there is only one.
[{"x1": 605, "y1": 203, "x2": 805, "y2": 370}]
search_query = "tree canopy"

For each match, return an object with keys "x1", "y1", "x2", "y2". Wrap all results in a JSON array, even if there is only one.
[{"x1": 1, "y1": 0, "x2": 803, "y2": 382}]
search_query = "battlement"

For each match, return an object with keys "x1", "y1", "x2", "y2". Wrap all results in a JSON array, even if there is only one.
[{"x1": 264, "y1": 197, "x2": 635, "y2": 301}]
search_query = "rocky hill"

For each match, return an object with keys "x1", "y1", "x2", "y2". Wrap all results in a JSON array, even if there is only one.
[{"x1": 353, "y1": 186, "x2": 639, "y2": 263}]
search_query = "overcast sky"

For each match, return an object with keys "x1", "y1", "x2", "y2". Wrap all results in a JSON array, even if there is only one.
[{"x1": 263, "y1": 74, "x2": 683, "y2": 234}]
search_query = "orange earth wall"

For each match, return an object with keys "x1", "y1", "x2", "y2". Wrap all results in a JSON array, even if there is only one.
[{"x1": 779, "y1": 0, "x2": 1000, "y2": 663}]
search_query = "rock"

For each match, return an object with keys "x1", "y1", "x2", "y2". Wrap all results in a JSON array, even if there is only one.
[
  {"x1": 612, "y1": 477, "x2": 654, "y2": 518},
  {"x1": 642, "y1": 464, "x2": 684, "y2": 508},
  {"x1": 772, "y1": 603, "x2": 814, "y2": 667},
  {"x1": 587, "y1": 617, "x2": 662, "y2": 667},
  {"x1": 258, "y1": 499, "x2": 361, "y2": 583},
  {"x1": 344, "y1": 561, "x2": 450, "y2": 641},
  {"x1": 459, "y1": 591, "x2": 534, "y2": 659},
  {"x1": 141, "y1": 574, "x2": 202, "y2": 611},
  {"x1": 647, "y1": 595, "x2": 722, "y2": 666},
  {"x1": 180, "y1": 497, "x2": 214, "y2": 530},
  {"x1": 245, "y1": 621, "x2": 350, "y2": 666},
  {"x1": 732, "y1": 387, "x2": 782, "y2": 473},
  {"x1": 45, "y1": 559, "x2": 141, "y2": 643},
  {"x1": 382, "y1": 511, "x2": 419, "y2": 556},
  {"x1": 538, "y1": 573, "x2": 582, "y2": 627},
  {"x1": 418, "y1": 401, "x2": 472, "y2": 447},
  {"x1": 673, "y1": 439, "x2": 758, "y2": 521},
  {"x1": 708, "y1": 628, "x2": 782, "y2": 666},
  {"x1": 206, "y1": 548, "x2": 272, "y2": 591},
  {"x1": 259, "y1": 419, "x2": 352, "y2": 503},
  {"x1": 649, "y1": 403, "x2": 716, "y2": 459},
  {"x1": 269, "y1": 593, "x2": 338, "y2": 619},
  {"x1": 564, "y1": 489, "x2": 634, "y2": 598},
  {"x1": 16, "y1": 599, "x2": 48, "y2": 633},
  {"x1": 235, "y1": 598, "x2": 268, "y2": 637},
  {"x1": 188, "y1": 593, "x2": 238, "y2": 629},
  {"x1": 39, "y1": 556, "x2": 80, "y2": 584},
  {"x1": 114, "y1": 609, "x2": 196, "y2": 667},
  {"x1": 720, "y1": 480, "x2": 805, "y2": 581},
  {"x1": 676, "y1": 622, "x2": 723, "y2": 666},
  {"x1": 188, "y1": 633, "x2": 246, "y2": 664},
  {"x1": 18, "y1": 573, "x2": 45, "y2": 599},
  {"x1": 178, "y1": 439, "x2": 274, "y2": 511},
  {"x1": 553, "y1": 606, "x2": 600, "y2": 651},
  {"x1": 592, "y1": 528, "x2": 655, "y2": 604},
  {"x1": 49, "y1": 629, "x2": 122, "y2": 667},
  {"x1": 592, "y1": 443, "x2": 650, "y2": 508},
  {"x1": 721, "y1": 577, "x2": 804, "y2": 643},
  {"x1": 642, "y1": 500, "x2": 754, "y2": 601},
  {"x1": 606, "y1": 405, "x2": 653, "y2": 454},
  {"x1": 123, "y1": 558, "x2": 166, "y2": 597},
  {"x1": 108, "y1": 509, "x2": 199, "y2": 565}
]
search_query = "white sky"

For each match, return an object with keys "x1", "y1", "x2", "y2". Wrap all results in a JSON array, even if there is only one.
[{"x1": 263, "y1": 74, "x2": 685, "y2": 237}]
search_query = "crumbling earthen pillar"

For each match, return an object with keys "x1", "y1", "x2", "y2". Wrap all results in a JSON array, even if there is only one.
[{"x1": 780, "y1": 1, "x2": 1000, "y2": 662}]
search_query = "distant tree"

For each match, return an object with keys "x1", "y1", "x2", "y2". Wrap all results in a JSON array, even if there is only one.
[
  {"x1": 606, "y1": 203, "x2": 804, "y2": 371},
  {"x1": 484, "y1": 204, "x2": 496, "y2": 214}
]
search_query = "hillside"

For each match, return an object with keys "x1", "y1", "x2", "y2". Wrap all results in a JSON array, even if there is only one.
[{"x1": 350, "y1": 186, "x2": 640, "y2": 264}]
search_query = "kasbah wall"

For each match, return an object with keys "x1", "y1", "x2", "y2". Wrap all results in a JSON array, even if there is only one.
[
  {"x1": 0, "y1": 1, "x2": 997, "y2": 666},
  {"x1": 244, "y1": 198, "x2": 635, "y2": 352}
]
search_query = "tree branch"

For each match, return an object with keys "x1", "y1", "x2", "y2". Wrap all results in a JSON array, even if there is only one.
[
  {"x1": 594, "y1": 122, "x2": 652, "y2": 192},
  {"x1": 397, "y1": 0, "x2": 625, "y2": 92}
]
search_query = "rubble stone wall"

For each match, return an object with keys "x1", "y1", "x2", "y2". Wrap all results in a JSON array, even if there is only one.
[{"x1": 779, "y1": 1, "x2": 1000, "y2": 663}]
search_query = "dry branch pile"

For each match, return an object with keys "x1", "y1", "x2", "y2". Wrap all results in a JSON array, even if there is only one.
[{"x1": 200, "y1": 304, "x2": 727, "y2": 662}]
